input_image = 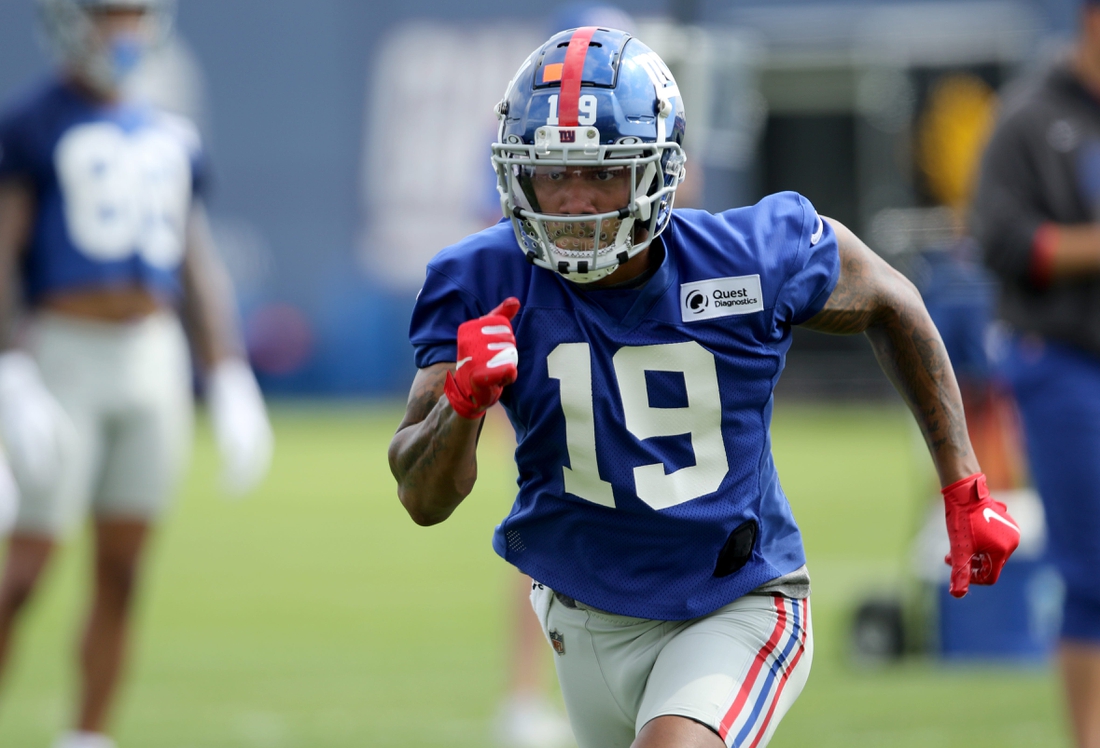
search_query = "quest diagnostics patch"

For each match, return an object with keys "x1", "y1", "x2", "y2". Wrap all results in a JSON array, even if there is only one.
[{"x1": 680, "y1": 275, "x2": 764, "y2": 322}]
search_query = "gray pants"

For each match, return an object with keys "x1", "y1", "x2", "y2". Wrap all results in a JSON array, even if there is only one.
[
  {"x1": 15, "y1": 311, "x2": 193, "y2": 537},
  {"x1": 532, "y1": 584, "x2": 813, "y2": 748}
]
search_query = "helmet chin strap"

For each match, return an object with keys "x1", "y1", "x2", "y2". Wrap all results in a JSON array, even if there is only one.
[{"x1": 564, "y1": 264, "x2": 618, "y2": 284}]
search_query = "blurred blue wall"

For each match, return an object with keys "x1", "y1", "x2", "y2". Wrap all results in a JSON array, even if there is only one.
[{"x1": 0, "y1": 0, "x2": 1077, "y2": 396}]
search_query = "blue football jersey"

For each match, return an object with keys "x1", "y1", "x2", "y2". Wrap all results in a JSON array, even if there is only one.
[
  {"x1": 410, "y1": 192, "x2": 840, "y2": 620},
  {"x1": 0, "y1": 78, "x2": 205, "y2": 305}
]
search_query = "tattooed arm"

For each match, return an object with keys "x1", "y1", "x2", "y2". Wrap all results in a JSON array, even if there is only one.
[
  {"x1": 388, "y1": 362, "x2": 484, "y2": 525},
  {"x1": 800, "y1": 218, "x2": 980, "y2": 487}
]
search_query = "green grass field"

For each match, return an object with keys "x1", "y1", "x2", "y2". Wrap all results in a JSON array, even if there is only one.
[{"x1": 0, "y1": 401, "x2": 1068, "y2": 747}]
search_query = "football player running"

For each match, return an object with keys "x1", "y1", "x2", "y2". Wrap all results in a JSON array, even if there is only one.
[
  {"x1": 0, "y1": 2, "x2": 272, "y2": 747},
  {"x1": 390, "y1": 28, "x2": 1019, "y2": 748}
]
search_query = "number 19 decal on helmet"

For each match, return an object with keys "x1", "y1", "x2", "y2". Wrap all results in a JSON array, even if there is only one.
[{"x1": 491, "y1": 26, "x2": 686, "y2": 284}]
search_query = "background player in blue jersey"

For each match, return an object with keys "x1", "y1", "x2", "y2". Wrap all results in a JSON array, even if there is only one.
[
  {"x1": 0, "y1": 2, "x2": 272, "y2": 747},
  {"x1": 390, "y1": 27, "x2": 1021, "y2": 748}
]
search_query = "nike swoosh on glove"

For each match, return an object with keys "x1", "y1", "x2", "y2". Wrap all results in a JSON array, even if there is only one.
[
  {"x1": 942, "y1": 472, "x2": 1020, "y2": 598},
  {"x1": 444, "y1": 297, "x2": 520, "y2": 420}
]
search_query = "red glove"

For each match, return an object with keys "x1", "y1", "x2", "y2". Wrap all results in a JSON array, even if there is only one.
[
  {"x1": 942, "y1": 473, "x2": 1021, "y2": 598},
  {"x1": 444, "y1": 298, "x2": 521, "y2": 419}
]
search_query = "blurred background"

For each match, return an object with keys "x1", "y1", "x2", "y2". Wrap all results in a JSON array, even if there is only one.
[
  {"x1": 0, "y1": 0, "x2": 1082, "y2": 399},
  {"x1": 0, "y1": 0, "x2": 1084, "y2": 746}
]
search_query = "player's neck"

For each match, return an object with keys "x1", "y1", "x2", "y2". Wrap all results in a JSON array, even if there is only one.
[
  {"x1": 581, "y1": 239, "x2": 665, "y2": 291},
  {"x1": 62, "y1": 71, "x2": 123, "y2": 107}
]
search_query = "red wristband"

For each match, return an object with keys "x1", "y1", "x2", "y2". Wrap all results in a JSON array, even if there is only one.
[
  {"x1": 941, "y1": 472, "x2": 984, "y2": 504},
  {"x1": 444, "y1": 370, "x2": 485, "y2": 420}
]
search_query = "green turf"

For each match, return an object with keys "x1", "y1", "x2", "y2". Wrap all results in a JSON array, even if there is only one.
[{"x1": 0, "y1": 401, "x2": 1067, "y2": 747}]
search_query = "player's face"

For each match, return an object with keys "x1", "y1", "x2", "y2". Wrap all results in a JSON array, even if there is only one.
[
  {"x1": 67, "y1": 6, "x2": 154, "y2": 97},
  {"x1": 529, "y1": 164, "x2": 633, "y2": 252},
  {"x1": 87, "y1": 7, "x2": 150, "y2": 44}
]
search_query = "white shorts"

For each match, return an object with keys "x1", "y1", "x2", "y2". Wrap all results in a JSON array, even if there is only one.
[
  {"x1": 14, "y1": 311, "x2": 193, "y2": 537},
  {"x1": 531, "y1": 584, "x2": 813, "y2": 748}
]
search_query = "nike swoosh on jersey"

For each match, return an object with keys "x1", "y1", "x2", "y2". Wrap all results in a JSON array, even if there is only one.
[
  {"x1": 455, "y1": 357, "x2": 473, "y2": 370},
  {"x1": 810, "y1": 214, "x2": 824, "y2": 246},
  {"x1": 982, "y1": 507, "x2": 1020, "y2": 533}
]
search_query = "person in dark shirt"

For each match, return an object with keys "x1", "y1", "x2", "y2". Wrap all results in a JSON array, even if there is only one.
[{"x1": 973, "y1": 3, "x2": 1100, "y2": 746}]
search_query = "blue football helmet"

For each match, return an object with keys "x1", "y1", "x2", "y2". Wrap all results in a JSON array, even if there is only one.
[
  {"x1": 38, "y1": 0, "x2": 175, "y2": 94},
  {"x1": 491, "y1": 27, "x2": 686, "y2": 284}
]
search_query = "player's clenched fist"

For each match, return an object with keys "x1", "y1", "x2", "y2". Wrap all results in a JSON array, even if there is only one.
[
  {"x1": 444, "y1": 297, "x2": 521, "y2": 419},
  {"x1": 942, "y1": 472, "x2": 1020, "y2": 598}
]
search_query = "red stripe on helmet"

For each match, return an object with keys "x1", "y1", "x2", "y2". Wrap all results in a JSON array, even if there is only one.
[{"x1": 558, "y1": 26, "x2": 597, "y2": 127}]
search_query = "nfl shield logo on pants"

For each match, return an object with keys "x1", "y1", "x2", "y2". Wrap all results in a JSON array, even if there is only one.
[{"x1": 549, "y1": 629, "x2": 566, "y2": 656}]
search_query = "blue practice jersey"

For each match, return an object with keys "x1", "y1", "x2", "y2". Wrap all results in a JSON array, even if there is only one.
[
  {"x1": 0, "y1": 78, "x2": 205, "y2": 305},
  {"x1": 410, "y1": 192, "x2": 840, "y2": 620}
]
